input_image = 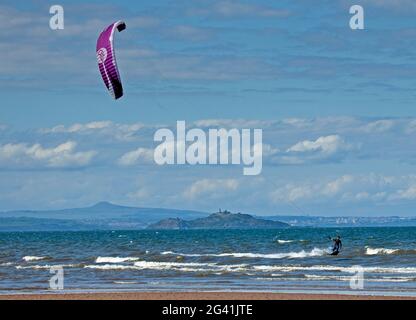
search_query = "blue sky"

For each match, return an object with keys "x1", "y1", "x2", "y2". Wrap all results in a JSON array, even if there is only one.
[{"x1": 1, "y1": 0, "x2": 416, "y2": 215}]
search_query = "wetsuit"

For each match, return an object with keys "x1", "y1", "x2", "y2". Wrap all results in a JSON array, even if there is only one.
[{"x1": 331, "y1": 238, "x2": 342, "y2": 255}]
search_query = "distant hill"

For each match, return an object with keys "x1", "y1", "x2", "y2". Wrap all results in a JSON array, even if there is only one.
[
  {"x1": 0, "y1": 202, "x2": 206, "y2": 221},
  {"x1": 147, "y1": 211, "x2": 290, "y2": 230},
  {"x1": 0, "y1": 202, "x2": 208, "y2": 231}
]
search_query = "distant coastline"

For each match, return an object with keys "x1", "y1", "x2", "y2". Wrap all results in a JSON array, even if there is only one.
[{"x1": 1, "y1": 202, "x2": 416, "y2": 232}]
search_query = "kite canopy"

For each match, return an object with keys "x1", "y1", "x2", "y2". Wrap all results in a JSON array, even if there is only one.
[{"x1": 96, "y1": 21, "x2": 126, "y2": 100}]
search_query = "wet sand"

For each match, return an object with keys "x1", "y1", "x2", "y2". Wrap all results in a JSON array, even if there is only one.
[{"x1": 0, "y1": 292, "x2": 414, "y2": 300}]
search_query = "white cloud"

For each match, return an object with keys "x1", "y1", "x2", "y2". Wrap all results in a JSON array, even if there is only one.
[
  {"x1": 0, "y1": 141, "x2": 96, "y2": 168},
  {"x1": 262, "y1": 144, "x2": 280, "y2": 157},
  {"x1": 405, "y1": 119, "x2": 416, "y2": 134},
  {"x1": 4, "y1": 117, "x2": 416, "y2": 212},
  {"x1": 279, "y1": 135, "x2": 355, "y2": 164},
  {"x1": 322, "y1": 175, "x2": 354, "y2": 196},
  {"x1": 361, "y1": 120, "x2": 395, "y2": 133},
  {"x1": 44, "y1": 121, "x2": 113, "y2": 133},
  {"x1": 40, "y1": 121, "x2": 148, "y2": 142},
  {"x1": 184, "y1": 178, "x2": 239, "y2": 200},
  {"x1": 32, "y1": 117, "x2": 416, "y2": 170},
  {"x1": 270, "y1": 176, "x2": 354, "y2": 203},
  {"x1": 390, "y1": 185, "x2": 416, "y2": 201},
  {"x1": 270, "y1": 173, "x2": 416, "y2": 205},
  {"x1": 271, "y1": 184, "x2": 315, "y2": 202},
  {"x1": 287, "y1": 135, "x2": 348, "y2": 154},
  {"x1": 118, "y1": 148, "x2": 155, "y2": 166}
]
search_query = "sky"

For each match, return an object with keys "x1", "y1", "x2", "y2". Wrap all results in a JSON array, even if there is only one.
[{"x1": 1, "y1": 0, "x2": 416, "y2": 216}]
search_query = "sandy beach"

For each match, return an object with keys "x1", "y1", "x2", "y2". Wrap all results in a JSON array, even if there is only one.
[{"x1": 0, "y1": 292, "x2": 415, "y2": 300}]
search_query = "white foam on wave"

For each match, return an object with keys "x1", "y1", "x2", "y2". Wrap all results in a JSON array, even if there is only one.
[
  {"x1": 306, "y1": 274, "x2": 415, "y2": 283},
  {"x1": 84, "y1": 261, "x2": 215, "y2": 271},
  {"x1": 257, "y1": 274, "x2": 416, "y2": 283},
  {"x1": 133, "y1": 261, "x2": 214, "y2": 270},
  {"x1": 95, "y1": 257, "x2": 140, "y2": 263},
  {"x1": 85, "y1": 264, "x2": 135, "y2": 270},
  {"x1": 365, "y1": 247, "x2": 399, "y2": 255},
  {"x1": 80, "y1": 260, "x2": 416, "y2": 277},
  {"x1": 219, "y1": 248, "x2": 327, "y2": 259},
  {"x1": 143, "y1": 261, "x2": 248, "y2": 273},
  {"x1": 16, "y1": 264, "x2": 78, "y2": 270},
  {"x1": 252, "y1": 264, "x2": 416, "y2": 274},
  {"x1": 22, "y1": 256, "x2": 47, "y2": 262},
  {"x1": 277, "y1": 240, "x2": 294, "y2": 244},
  {"x1": 84, "y1": 261, "x2": 249, "y2": 273},
  {"x1": 162, "y1": 248, "x2": 327, "y2": 259}
]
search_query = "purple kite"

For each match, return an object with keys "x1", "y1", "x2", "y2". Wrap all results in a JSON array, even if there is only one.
[{"x1": 96, "y1": 21, "x2": 126, "y2": 100}]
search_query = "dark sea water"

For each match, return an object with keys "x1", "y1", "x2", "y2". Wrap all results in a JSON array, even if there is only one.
[{"x1": 0, "y1": 227, "x2": 415, "y2": 296}]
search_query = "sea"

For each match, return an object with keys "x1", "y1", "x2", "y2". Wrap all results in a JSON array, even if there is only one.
[{"x1": 0, "y1": 227, "x2": 415, "y2": 296}]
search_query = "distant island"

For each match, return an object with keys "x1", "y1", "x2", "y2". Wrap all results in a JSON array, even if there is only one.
[{"x1": 147, "y1": 210, "x2": 290, "y2": 230}]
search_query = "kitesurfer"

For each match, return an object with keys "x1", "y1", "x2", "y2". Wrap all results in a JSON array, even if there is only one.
[{"x1": 330, "y1": 235, "x2": 342, "y2": 256}]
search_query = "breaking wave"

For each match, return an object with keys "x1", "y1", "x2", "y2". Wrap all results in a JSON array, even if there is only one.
[
  {"x1": 277, "y1": 240, "x2": 294, "y2": 244},
  {"x1": 85, "y1": 264, "x2": 135, "y2": 270},
  {"x1": 252, "y1": 264, "x2": 416, "y2": 274},
  {"x1": 22, "y1": 256, "x2": 48, "y2": 262},
  {"x1": 277, "y1": 274, "x2": 416, "y2": 282},
  {"x1": 16, "y1": 264, "x2": 79, "y2": 270},
  {"x1": 84, "y1": 261, "x2": 248, "y2": 273},
  {"x1": 133, "y1": 261, "x2": 210, "y2": 269},
  {"x1": 95, "y1": 257, "x2": 140, "y2": 263},
  {"x1": 365, "y1": 247, "x2": 416, "y2": 256},
  {"x1": 365, "y1": 247, "x2": 399, "y2": 255},
  {"x1": 162, "y1": 248, "x2": 328, "y2": 259},
  {"x1": 81, "y1": 261, "x2": 416, "y2": 277}
]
